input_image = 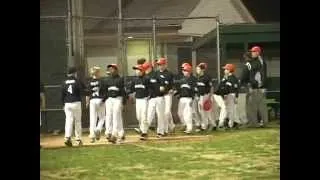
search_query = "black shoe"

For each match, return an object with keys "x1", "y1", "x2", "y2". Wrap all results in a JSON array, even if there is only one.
[
  {"x1": 156, "y1": 133, "x2": 164, "y2": 138},
  {"x1": 76, "y1": 140, "x2": 83, "y2": 146},
  {"x1": 121, "y1": 135, "x2": 126, "y2": 141},
  {"x1": 106, "y1": 134, "x2": 112, "y2": 141},
  {"x1": 64, "y1": 138, "x2": 72, "y2": 147},
  {"x1": 109, "y1": 136, "x2": 117, "y2": 144},
  {"x1": 140, "y1": 133, "x2": 148, "y2": 140},
  {"x1": 195, "y1": 126, "x2": 201, "y2": 132},
  {"x1": 163, "y1": 132, "x2": 168, "y2": 137},
  {"x1": 233, "y1": 122, "x2": 240, "y2": 129}
]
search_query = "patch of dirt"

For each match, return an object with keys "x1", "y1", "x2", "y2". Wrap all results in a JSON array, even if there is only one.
[{"x1": 40, "y1": 135, "x2": 211, "y2": 149}]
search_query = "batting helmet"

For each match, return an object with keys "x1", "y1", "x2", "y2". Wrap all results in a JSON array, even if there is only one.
[{"x1": 203, "y1": 98, "x2": 213, "y2": 111}]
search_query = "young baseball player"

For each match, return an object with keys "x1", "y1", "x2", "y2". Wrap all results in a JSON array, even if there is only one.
[
  {"x1": 195, "y1": 63, "x2": 216, "y2": 131},
  {"x1": 86, "y1": 66, "x2": 105, "y2": 143},
  {"x1": 144, "y1": 62, "x2": 166, "y2": 138},
  {"x1": 61, "y1": 67, "x2": 86, "y2": 147},
  {"x1": 101, "y1": 64, "x2": 126, "y2": 144},
  {"x1": 156, "y1": 58, "x2": 175, "y2": 134},
  {"x1": 127, "y1": 64, "x2": 150, "y2": 140},
  {"x1": 213, "y1": 64, "x2": 240, "y2": 129},
  {"x1": 175, "y1": 63, "x2": 197, "y2": 134}
]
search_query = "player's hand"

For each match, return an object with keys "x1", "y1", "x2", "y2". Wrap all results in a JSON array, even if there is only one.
[
  {"x1": 160, "y1": 86, "x2": 165, "y2": 92},
  {"x1": 86, "y1": 102, "x2": 89, "y2": 108},
  {"x1": 168, "y1": 89, "x2": 174, "y2": 94},
  {"x1": 234, "y1": 98, "x2": 238, "y2": 104}
]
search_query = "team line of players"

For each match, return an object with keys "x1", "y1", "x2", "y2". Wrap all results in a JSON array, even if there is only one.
[{"x1": 61, "y1": 47, "x2": 267, "y2": 146}]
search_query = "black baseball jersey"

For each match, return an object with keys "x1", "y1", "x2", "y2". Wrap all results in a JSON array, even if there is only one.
[
  {"x1": 196, "y1": 73, "x2": 213, "y2": 96},
  {"x1": 145, "y1": 71, "x2": 165, "y2": 98},
  {"x1": 214, "y1": 74, "x2": 239, "y2": 97},
  {"x1": 240, "y1": 57, "x2": 267, "y2": 89},
  {"x1": 61, "y1": 76, "x2": 86, "y2": 103},
  {"x1": 175, "y1": 75, "x2": 197, "y2": 98},
  {"x1": 156, "y1": 69, "x2": 174, "y2": 94},
  {"x1": 87, "y1": 78, "x2": 104, "y2": 99},
  {"x1": 101, "y1": 74, "x2": 125, "y2": 100},
  {"x1": 128, "y1": 76, "x2": 150, "y2": 99}
]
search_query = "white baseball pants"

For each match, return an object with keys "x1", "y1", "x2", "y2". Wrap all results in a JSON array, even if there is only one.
[
  {"x1": 105, "y1": 97, "x2": 124, "y2": 138},
  {"x1": 64, "y1": 101, "x2": 82, "y2": 140},
  {"x1": 213, "y1": 94, "x2": 227, "y2": 127},
  {"x1": 136, "y1": 98, "x2": 148, "y2": 134},
  {"x1": 225, "y1": 93, "x2": 241, "y2": 127},
  {"x1": 178, "y1": 97, "x2": 193, "y2": 132},
  {"x1": 163, "y1": 93, "x2": 175, "y2": 133},
  {"x1": 89, "y1": 98, "x2": 105, "y2": 138},
  {"x1": 147, "y1": 96, "x2": 165, "y2": 134},
  {"x1": 198, "y1": 94, "x2": 216, "y2": 129}
]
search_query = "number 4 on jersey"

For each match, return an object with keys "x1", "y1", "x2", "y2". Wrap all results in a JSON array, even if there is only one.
[{"x1": 67, "y1": 85, "x2": 73, "y2": 94}]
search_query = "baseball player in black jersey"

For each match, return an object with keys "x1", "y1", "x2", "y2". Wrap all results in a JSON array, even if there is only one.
[
  {"x1": 144, "y1": 62, "x2": 166, "y2": 138},
  {"x1": 213, "y1": 64, "x2": 240, "y2": 129},
  {"x1": 175, "y1": 63, "x2": 197, "y2": 134},
  {"x1": 86, "y1": 66, "x2": 105, "y2": 143},
  {"x1": 61, "y1": 67, "x2": 86, "y2": 147},
  {"x1": 240, "y1": 46, "x2": 268, "y2": 127},
  {"x1": 128, "y1": 64, "x2": 150, "y2": 140},
  {"x1": 195, "y1": 63, "x2": 217, "y2": 131},
  {"x1": 156, "y1": 58, "x2": 175, "y2": 134},
  {"x1": 180, "y1": 63, "x2": 201, "y2": 130},
  {"x1": 101, "y1": 64, "x2": 126, "y2": 143}
]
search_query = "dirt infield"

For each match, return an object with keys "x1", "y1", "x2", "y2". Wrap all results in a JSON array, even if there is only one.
[{"x1": 40, "y1": 134, "x2": 212, "y2": 149}]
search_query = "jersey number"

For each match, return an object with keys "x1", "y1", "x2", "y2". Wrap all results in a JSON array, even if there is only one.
[
  {"x1": 67, "y1": 85, "x2": 73, "y2": 94},
  {"x1": 92, "y1": 87, "x2": 99, "y2": 97}
]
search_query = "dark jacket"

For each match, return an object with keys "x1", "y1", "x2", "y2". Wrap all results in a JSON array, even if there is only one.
[
  {"x1": 240, "y1": 56, "x2": 267, "y2": 89},
  {"x1": 101, "y1": 74, "x2": 126, "y2": 102},
  {"x1": 128, "y1": 75, "x2": 150, "y2": 99}
]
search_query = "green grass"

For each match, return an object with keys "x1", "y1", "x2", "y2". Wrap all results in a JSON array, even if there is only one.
[{"x1": 40, "y1": 125, "x2": 280, "y2": 180}]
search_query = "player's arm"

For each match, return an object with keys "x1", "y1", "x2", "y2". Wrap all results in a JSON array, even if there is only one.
[
  {"x1": 233, "y1": 77, "x2": 240, "y2": 98},
  {"x1": 240, "y1": 63, "x2": 250, "y2": 86}
]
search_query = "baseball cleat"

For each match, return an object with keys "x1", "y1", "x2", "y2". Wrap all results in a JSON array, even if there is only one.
[
  {"x1": 90, "y1": 138, "x2": 95, "y2": 143},
  {"x1": 134, "y1": 128, "x2": 141, "y2": 134},
  {"x1": 156, "y1": 133, "x2": 164, "y2": 138},
  {"x1": 64, "y1": 138, "x2": 72, "y2": 147},
  {"x1": 184, "y1": 130, "x2": 192, "y2": 134},
  {"x1": 120, "y1": 135, "x2": 126, "y2": 141},
  {"x1": 140, "y1": 133, "x2": 148, "y2": 140},
  {"x1": 106, "y1": 134, "x2": 112, "y2": 141},
  {"x1": 109, "y1": 136, "x2": 117, "y2": 144},
  {"x1": 76, "y1": 140, "x2": 83, "y2": 146}
]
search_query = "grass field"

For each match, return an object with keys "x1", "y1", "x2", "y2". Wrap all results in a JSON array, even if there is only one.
[{"x1": 40, "y1": 124, "x2": 280, "y2": 180}]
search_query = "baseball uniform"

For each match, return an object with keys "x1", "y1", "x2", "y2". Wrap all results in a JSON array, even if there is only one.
[{"x1": 61, "y1": 69, "x2": 86, "y2": 146}]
